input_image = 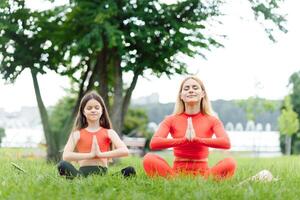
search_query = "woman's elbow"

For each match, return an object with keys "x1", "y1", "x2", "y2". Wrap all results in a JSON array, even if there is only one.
[
  {"x1": 149, "y1": 139, "x2": 159, "y2": 150},
  {"x1": 224, "y1": 140, "x2": 231, "y2": 149},
  {"x1": 149, "y1": 142, "x2": 156, "y2": 150}
]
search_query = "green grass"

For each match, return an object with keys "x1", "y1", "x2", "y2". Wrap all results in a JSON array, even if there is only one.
[{"x1": 1, "y1": 148, "x2": 300, "y2": 200}]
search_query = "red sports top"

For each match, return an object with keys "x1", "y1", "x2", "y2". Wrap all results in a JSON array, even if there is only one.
[
  {"x1": 76, "y1": 128, "x2": 111, "y2": 153},
  {"x1": 150, "y1": 112, "x2": 230, "y2": 159}
]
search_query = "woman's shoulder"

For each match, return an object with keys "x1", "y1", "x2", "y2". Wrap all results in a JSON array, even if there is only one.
[
  {"x1": 204, "y1": 114, "x2": 222, "y2": 123},
  {"x1": 164, "y1": 114, "x2": 177, "y2": 120}
]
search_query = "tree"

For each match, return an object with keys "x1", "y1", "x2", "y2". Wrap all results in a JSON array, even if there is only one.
[
  {"x1": 123, "y1": 108, "x2": 149, "y2": 137},
  {"x1": 48, "y1": 93, "x2": 77, "y2": 152},
  {"x1": 0, "y1": 1, "x2": 65, "y2": 161},
  {"x1": 281, "y1": 71, "x2": 300, "y2": 155},
  {"x1": 0, "y1": 127, "x2": 5, "y2": 147},
  {"x1": 236, "y1": 97, "x2": 279, "y2": 121},
  {"x1": 45, "y1": 0, "x2": 224, "y2": 135},
  {"x1": 0, "y1": 0, "x2": 287, "y2": 161},
  {"x1": 289, "y1": 71, "x2": 300, "y2": 122},
  {"x1": 48, "y1": 0, "x2": 288, "y2": 136},
  {"x1": 278, "y1": 96, "x2": 299, "y2": 155}
]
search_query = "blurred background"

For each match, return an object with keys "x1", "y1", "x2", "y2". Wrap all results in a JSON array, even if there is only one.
[{"x1": 0, "y1": 0, "x2": 299, "y2": 161}]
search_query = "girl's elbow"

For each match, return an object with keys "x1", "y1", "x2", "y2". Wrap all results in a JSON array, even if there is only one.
[
  {"x1": 124, "y1": 148, "x2": 129, "y2": 156},
  {"x1": 62, "y1": 152, "x2": 71, "y2": 161},
  {"x1": 121, "y1": 146, "x2": 129, "y2": 157},
  {"x1": 62, "y1": 154, "x2": 68, "y2": 161}
]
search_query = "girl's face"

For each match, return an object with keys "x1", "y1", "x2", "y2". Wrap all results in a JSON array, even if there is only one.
[
  {"x1": 180, "y1": 78, "x2": 205, "y2": 103},
  {"x1": 83, "y1": 99, "x2": 103, "y2": 122}
]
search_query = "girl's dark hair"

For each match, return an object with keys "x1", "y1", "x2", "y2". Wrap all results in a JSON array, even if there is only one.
[{"x1": 73, "y1": 91, "x2": 112, "y2": 131}]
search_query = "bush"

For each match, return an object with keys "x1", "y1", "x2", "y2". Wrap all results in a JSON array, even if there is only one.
[{"x1": 293, "y1": 135, "x2": 300, "y2": 155}]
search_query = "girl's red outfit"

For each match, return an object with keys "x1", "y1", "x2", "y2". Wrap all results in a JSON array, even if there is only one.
[
  {"x1": 143, "y1": 112, "x2": 237, "y2": 180},
  {"x1": 76, "y1": 128, "x2": 111, "y2": 154}
]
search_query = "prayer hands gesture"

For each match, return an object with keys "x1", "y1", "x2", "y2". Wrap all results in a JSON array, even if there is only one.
[
  {"x1": 185, "y1": 117, "x2": 196, "y2": 141},
  {"x1": 90, "y1": 136, "x2": 106, "y2": 161}
]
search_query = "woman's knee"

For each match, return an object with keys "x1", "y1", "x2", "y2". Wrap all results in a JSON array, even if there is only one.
[
  {"x1": 143, "y1": 153, "x2": 158, "y2": 165},
  {"x1": 223, "y1": 157, "x2": 237, "y2": 171}
]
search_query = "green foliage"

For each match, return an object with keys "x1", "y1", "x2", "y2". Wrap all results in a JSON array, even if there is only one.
[
  {"x1": 46, "y1": 0, "x2": 224, "y2": 84},
  {"x1": 49, "y1": 94, "x2": 77, "y2": 146},
  {"x1": 0, "y1": 127, "x2": 5, "y2": 146},
  {"x1": 279, "y1": 72, "x2": 300, "y2": 155},
  {"x1": 236, "y1": 97, "x2": 280, "y2": 121},
  {"x1": 292, "y1": 140, "x2": 300, "y2": 155},
  {"x1": 0, "y1": 0, "x2": 63, "y2": 81},
  {"x1": 123, "y1": 108, "x2": 150, "y2": 137},
  {"x1": 289, "y1": 71, "x2": 300, "y2": 122},
  {"x1": 249, "y1": 0, "x2": 287, "y2": 41},
  {"x1": 278, "y1": 96, "x2": 299, "y2": 136}
]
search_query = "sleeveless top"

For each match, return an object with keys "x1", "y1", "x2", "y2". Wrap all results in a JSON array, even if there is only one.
[{"x1": 76, "y1": 128, "x2": 111, "y2": 153}]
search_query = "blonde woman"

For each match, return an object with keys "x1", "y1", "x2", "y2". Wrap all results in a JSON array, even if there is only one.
[{"x1": 143, "y1": 76, "x2": 236, "y2": 180}]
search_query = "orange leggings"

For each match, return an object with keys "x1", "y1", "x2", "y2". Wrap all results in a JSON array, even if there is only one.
[{"x1": 143, "y1": 153, "x2": 237, "y2": 180}]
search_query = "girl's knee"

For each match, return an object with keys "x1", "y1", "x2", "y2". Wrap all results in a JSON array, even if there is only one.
[{"x1": 57, "y1": 160, "x2": 70, "y2": 169}]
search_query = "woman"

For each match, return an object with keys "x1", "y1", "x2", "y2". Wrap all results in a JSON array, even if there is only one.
[
  {"x1": 143, "y1": 76, "x2": 236, "y2": 180},
  {"x1": 58, "y1": 91, "x2": 135, "y2": 179}
]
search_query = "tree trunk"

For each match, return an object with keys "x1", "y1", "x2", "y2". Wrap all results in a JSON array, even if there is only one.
[
  {"x1": 97, "y1": 38, "x2": 109, "y2": 106},
  {"x1": 120, "y1": 67, "x2": 143, "y2": 133},
  {"x1": 285, "y1": 135, "x2": 292, "y2": 155},
  {"x1": 31, "y1": 70, "x2": 60, "y2": 162},
  {"x1": 59, "y1": 62, "x2": 95, "y2": 149},
  {"x1": 111, "y1": 55, "x2": 122, "y2": 133}
]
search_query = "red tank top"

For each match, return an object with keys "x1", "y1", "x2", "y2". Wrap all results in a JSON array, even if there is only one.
[{"x1": 76, "y1": 128, "x2": 111, "y2": 153}]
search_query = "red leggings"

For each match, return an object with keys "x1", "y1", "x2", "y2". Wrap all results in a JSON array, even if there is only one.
[{"x1": 143, "y1": 153, "x2": 237, "y2": 180}]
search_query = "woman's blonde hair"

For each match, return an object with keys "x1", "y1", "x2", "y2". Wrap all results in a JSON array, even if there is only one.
[{"x1": 173, "y1": 76, "x2": 215, "y2": 116}]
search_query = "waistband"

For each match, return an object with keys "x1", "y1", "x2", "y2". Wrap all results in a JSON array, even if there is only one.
[{"x1": 174, "y1": 157, "x2": 208, "y2": 162}]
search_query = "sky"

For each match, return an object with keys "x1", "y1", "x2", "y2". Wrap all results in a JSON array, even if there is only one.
[{"x1": 0, "y1": 0, "x2": 299, "y2": 112}]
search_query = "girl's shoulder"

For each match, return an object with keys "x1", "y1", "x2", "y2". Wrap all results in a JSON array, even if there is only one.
[
  {"x1": 106, "y1": 128, "x2": 118, "y2": 136},
  {"x1": 71, "y1": 130, "x2": 81, "y2": 140}
]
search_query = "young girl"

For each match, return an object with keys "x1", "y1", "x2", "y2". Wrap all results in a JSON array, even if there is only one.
[
  {"x1": 58, "y1": 91, "x2": 135, "y2": 179},
  {"x1": 143, "y1": 76, "x2": 237, "y2": 180}
]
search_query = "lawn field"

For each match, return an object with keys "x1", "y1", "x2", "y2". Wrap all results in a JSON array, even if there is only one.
[{"x1": 1, "y1": 148, "x2": 300, "y2": 200}]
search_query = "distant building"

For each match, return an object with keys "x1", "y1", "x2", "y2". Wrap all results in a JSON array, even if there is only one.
[
  {"x1": 226, "y1": 121, "x2": 273, "y2": 132},
  {"x1": 132, "y1": 93, "x2": 159, "y2": 105},
  {"x1": 0, "y1": 106, "x2": 41, "y2": 129}
]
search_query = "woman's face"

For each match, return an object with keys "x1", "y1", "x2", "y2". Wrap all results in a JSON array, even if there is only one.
[
  {"x1": 180, "y1": 78, "x2": 205, "y2": 103},
  {"x1": 83, "y1": 99, "x2": 103, "y2": 122}
]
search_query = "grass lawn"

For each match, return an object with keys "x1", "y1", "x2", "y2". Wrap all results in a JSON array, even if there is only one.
[{"x1": 1, "y1": 148, "x2": 300, "y2": 200}]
